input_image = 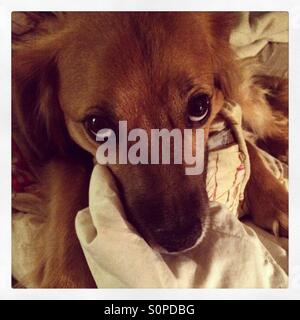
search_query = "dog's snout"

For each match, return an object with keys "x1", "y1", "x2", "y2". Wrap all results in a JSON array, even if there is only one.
[
  {"x1": 128, "y1": 191, "x2": 206, "y2": 253},
  {"x1": 152, "y1": 218, "x2": 202, "y2": 253},
  {"x1": 113, "y1": 164, "x2": 208, "y2": 253}
]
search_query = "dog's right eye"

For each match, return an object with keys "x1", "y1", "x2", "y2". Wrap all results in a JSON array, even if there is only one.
[
  {"x1": 187, "y1": 94, "x2": 211, "y2": 123},
  {"x1": 84, "y1": 115, "x2": 114, "y2": 141}
]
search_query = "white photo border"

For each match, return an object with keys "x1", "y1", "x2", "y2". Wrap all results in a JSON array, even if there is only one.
[{"x1": 1, "y1": 0, "x2": 300, "y2": 300}]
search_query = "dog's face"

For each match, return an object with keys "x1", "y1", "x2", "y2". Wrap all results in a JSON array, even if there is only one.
[{"x1": 13, "y1": 12, "x2": 240, "y2": 252}]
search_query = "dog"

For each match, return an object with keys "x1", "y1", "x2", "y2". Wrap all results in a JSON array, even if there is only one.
[{"x1": 12, "y1": 12, "x2": 288, "y2": 288}]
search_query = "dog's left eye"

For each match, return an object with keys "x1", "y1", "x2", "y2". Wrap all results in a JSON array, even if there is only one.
[
  {"x1": 187, "y1": 94, "x2": 211, "y2": 122},
  {"x1": 84, "y1": 115, "x2": 114, "y2": 141}
]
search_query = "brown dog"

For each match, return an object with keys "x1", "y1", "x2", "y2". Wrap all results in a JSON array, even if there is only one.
[{"x1": 12, "y1": 12, "x2": 288, "y2": 288}]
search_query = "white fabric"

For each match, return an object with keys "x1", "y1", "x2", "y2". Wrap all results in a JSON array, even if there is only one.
[
  {"x1": 230, "y1": 12, "x2": 288, "y2": 58},
  {"x1": 207, "y1": 103, "x2": 251, "y2": 217},
  {"x1": 75, "y1": 165, "x2": 288, "y2": 288}
]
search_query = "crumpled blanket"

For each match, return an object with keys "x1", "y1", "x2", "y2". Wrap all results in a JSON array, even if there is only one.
[
  {"x1": 230, "y1": 12, "x2": 288, "y2": 59},
  {"x1": 76, "y1": 165, "x2": 288, "y2": 288}
]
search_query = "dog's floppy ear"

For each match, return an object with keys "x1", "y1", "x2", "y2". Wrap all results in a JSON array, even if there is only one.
[
  {"x1": 209, "y1": 12, "x2": 241, "y2": 41},
  {"x1": 206, "y1": 12, "x2": 243, "y2": 103},
  {"x1": 12, "y1": 12, "x2": 77, "y2": 164}
]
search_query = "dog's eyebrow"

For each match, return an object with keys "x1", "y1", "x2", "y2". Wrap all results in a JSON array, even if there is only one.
[
  {"x1": 179, "y1": 76, "x2": 214, "y2": 98},
  {"x1": 78, "y1": 103, "x2": 117, "y2": 123}
]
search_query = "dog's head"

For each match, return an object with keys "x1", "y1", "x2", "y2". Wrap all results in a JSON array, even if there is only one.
[{"x1": 12, "y1": 12, "x2": 241, "y2": 252}]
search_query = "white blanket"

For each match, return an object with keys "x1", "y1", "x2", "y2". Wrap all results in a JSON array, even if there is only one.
[
  {"x1": 75, "y1": 165, "x2": 288, "y2": 288},
  {"x1": 230, "y1": 12, "x2": 288, "y2": 58}
]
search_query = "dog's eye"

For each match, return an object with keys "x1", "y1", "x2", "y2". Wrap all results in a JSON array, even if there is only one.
[
  {"x1": 187, "y1": 94, "x2": 211, "y2": 122},
  {"x1": 84, "y1": 115, "x2": 114, "y2": 140}
]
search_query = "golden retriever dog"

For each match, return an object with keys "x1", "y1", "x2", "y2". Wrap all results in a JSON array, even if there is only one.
[{"x1": 12, "y1": 12, "x2": 288, "y2": 288}]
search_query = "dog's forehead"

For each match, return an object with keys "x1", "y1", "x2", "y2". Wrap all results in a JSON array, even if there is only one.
[
  {"x1": 58, "y1": 13, "x2": 214, "y2": 118},
  {"x1": 62, "y1": 12, "x2": 212, "y2": 66}
]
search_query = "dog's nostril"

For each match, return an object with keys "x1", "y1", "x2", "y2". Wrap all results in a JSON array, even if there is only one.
[
  {"x1": 154, "y1": 217, "x2": 201, "y2": 237},
  {"x1": 153, "y1": 219, "x2": 202, "y2": 253}
]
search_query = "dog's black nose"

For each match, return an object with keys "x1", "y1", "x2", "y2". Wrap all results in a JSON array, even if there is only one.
[{"x1": 152, "y1": 218, "x2": 202, "y2": 253}]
